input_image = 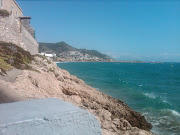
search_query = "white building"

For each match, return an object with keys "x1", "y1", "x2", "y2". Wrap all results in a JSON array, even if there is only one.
[{"x1": 39, "y1": 53, "x2": 56, "y2": 58}]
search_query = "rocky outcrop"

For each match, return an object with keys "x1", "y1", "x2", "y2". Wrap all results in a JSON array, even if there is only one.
[{"x1": 0, "y1": 56, "x2": 153, "y2": 135}]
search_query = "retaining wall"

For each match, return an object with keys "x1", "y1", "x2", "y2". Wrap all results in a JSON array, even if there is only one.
[
  {"x1": 21, "y1": 26, "x2": 38, "y2": 54},
  {"x1": 0, "y1": 14, "x2": 21, "y2": 45}
]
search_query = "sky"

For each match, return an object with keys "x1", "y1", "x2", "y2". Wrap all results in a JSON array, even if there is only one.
[{"x1": 17, "y1": 0, "x2": 180, "y2": 62}]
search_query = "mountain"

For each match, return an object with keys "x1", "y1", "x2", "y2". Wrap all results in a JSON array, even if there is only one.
[
  {"x1": 39, "y1": 42, "x2": 77, "y2": 53},
  {"x1": 39, "y1": 42, "x2": 114, "y2": 61},
  {"x1": 78, "y1": 49, "x2": 110, "y2": 60}
]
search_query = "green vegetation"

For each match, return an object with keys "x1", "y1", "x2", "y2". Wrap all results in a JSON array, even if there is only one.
[
  {"x1": 26, "y1": 66, "x2": 41, "y2": 73},
  {"x1": 79, "y1": 49, "x2": 111, "y2": 60},
  {"x1": 48, "y1": 67, "x2": 55, "y2": 73},
  {"x1": 39, "y1": 42, "x2": 77, "y2": 54},
  {"x1": 34, "y1": 54, "x2": 47, "y2": 60},
  {"x1": 34, "y1": 54, "x2": 52, "y2": 64},
  {"x1": 0, "y1": 42, "x2": 33, "y2": 73},
  {"x1": 0, "y1": 58, "x2": 12, "y2": 71},
  {"x1": 0, "y1": 9, "x2": 10, "y2": 17}
]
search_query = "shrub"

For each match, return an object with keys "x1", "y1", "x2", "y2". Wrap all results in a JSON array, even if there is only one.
[
  {"x1": 34, "y1": 54, "x2": 52, "y2": 64},
  {"x1": 0, "y1": 41, "x2": 34, "y2": 72},
  {"x1": 0, "y1": 9, "x2": 10, "y2": 17},
  {"x1": 0, "y1": 58, "x2": 12, "y2": 71},
  {"x1": 48, "y1": 67, "x2": 55, "y2": 73}
]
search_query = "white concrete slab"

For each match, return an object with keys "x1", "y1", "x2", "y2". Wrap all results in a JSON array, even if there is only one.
[{"x1": 0, "y1": 98, "x2": 102, "y2": 135}]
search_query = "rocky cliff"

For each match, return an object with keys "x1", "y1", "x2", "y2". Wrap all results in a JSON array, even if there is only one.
[
  {"x1": 1, "y1": 60, "x2": 153, "y2": 134},
  {"x1": 0, "y1": 43, "x2": 153, "y2": 135}
]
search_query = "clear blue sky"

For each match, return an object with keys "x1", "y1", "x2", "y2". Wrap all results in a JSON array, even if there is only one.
[{"x1": 17, "y1": 0, "x2": 180, "y2": 62}]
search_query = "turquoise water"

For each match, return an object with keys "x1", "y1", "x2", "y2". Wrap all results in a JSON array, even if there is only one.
[{"x1": 57, "y1": 62, "x2": 180, "y2": 135}]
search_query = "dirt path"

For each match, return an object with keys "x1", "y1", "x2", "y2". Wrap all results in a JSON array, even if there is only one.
[
  {"x1": 0, "y1": 82, "x2": 25, "y2": 103},
  {"x1": 0, "y1": 68, "x2": 23, "y2": 83},
  {"x1": 0, "y1": 68, "x2": 25, "y2": 103}
]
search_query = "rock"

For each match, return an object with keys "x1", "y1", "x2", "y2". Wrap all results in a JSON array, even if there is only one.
[
  {"x1": 0, "y1": 56, "x2": 153, "y2": 135},
  {"x1": 69, "y1": 95, "x2": 82, "y2": 104},
  {"x1": 62, "y1": 86, "x2": 79, "y2": 96},
  {"x1": 56, "y1": 74, "x2": 64, "y2": 82},
  {"x1": 0, "y1": 69, "x2": 6, "y2": 76},
  {"x1": 96, "y1": 109, "x2": 112, "y2": 121}
]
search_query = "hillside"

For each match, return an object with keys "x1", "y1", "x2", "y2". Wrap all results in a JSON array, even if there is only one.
[
  {"x1": 39, "y1": 42, "x2": 114, "y2": 61},
  {"x1": 39, "y1": 42, "x2": 77, "y2": 53},
  {"x1": 0, "y1": 42, "x2": 153, "y2": 135},
  {"x1": 0, "y1": 41, "x2": 33, "y2": 75}
]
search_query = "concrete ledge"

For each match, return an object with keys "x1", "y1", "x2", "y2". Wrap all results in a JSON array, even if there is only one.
[{"x1": 0, "y1": 98, "x2": 102, "y2": 135}]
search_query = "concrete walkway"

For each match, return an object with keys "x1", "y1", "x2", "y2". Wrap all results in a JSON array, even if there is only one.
[{"x1": 0, "y1": 98, "x2": 102, "y2": 135}]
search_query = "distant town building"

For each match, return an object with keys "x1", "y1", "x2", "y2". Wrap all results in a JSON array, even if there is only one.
[
  {"x1": 0, "y1": 0, "x2": 23, "y2": 17},
  {"x1": 40, "y1": 53, "x2": 57, "y2": 58}
]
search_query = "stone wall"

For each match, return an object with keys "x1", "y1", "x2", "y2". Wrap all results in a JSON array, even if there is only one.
[
  {"x1": 21, "y1": 27, "x2": 38, "y2": 55},
  {"x1": 0, "y1": 14, "x2": 21, "y2": 45},
  {"x1": 21, "y1": 19, "x2": 35, "y2": 38},
  {"x1": 0, "y1": 14, "x2": 39, "y2": 55}
]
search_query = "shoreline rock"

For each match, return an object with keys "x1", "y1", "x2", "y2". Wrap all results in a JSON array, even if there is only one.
[{"x1": 0, "y1": 56, "x2": 154, "y2": 135}]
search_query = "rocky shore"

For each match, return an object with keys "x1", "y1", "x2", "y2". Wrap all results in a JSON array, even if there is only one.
[{"x1": 0, "y1": 53, "x2": 154, "y2": 135}]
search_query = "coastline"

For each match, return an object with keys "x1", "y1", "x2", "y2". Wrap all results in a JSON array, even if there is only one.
[
  {"x1": 53, "y1": 58, "x2": 164, "y2": 64},
  {"x1": 57, "y1": 62, "x2": 180, "y2": 135},
  {"x1": 0, "y1": 55, "x2": 153, "y2": 135},
  {"x1": 54, "y1": 61, "x2": 163, "y2": 64}
]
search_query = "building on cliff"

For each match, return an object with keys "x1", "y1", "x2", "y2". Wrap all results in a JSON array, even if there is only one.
[{"x1": 0, "y1": 0, "x2": 39, "y2": 55}]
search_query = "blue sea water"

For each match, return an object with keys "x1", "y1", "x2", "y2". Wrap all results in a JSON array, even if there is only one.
[{"x1": 57, "y1": 62, "x2": 180, "y2": 135}]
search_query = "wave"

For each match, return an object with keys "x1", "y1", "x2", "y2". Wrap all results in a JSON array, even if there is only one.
[
  {"x1": 142, "y1": 92, "x2": 156, "y2": 99},
  {"x1": 141, "y1": 92, "x2": 172, "y2": 106},
  {"x1": 143, "y1": 109, "x2": 180, "y2": 135},
  {"x1": 168, "y1": 109, "x2": 180, "y2": 117}
]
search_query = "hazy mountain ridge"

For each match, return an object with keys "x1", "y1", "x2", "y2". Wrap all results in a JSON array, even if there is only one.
[{"x1": 39, "y1": 42, "x2": 113, "y2": 61}]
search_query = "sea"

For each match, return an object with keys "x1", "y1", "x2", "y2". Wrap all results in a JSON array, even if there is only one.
[{"x1": 57, "y1": 62, "x2": 180, "y2": 135}]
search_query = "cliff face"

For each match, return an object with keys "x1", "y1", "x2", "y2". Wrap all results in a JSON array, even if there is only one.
[{"x1": 0, "y1": 56, "x2": 153, "y2": 135}]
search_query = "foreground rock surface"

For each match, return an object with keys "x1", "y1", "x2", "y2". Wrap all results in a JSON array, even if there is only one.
[{"x1": 0, "y1": 56, "x2": 153, "y2": 135}]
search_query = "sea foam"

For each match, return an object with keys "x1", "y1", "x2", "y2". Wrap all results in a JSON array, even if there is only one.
[
  {"x1": 142, "y1": 92, "x2": 156, "y2": 99},
  {"x1": 169, "y1": 110, "x2": 180, "y2": 117}
]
